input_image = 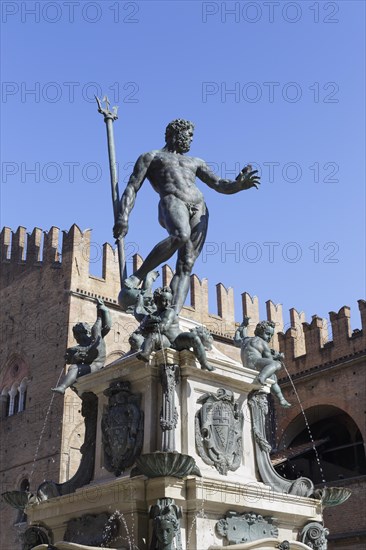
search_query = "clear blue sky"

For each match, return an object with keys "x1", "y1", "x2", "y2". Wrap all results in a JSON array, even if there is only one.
[{"x1": 1, "y1": 0, "x2": 365, "y2": 330}]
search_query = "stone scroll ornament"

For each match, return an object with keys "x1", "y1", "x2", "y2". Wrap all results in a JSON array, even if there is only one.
[
  {"x1": 195, "y1": 388, "x2": 243, "y2": 475},
  {"x1": 132, "y1": 359, "x2": 201, "y2": 479},
  {"x1": 102, "y1": 381, "x2": 144, "y2": 476},
  {"x1": 248, "y1": 391, "x2": 314, "y2": 497},
  {"x1": 216, "y1": 511, "x2": 279, "y2": 545},
  {"x1": 300, "y1": 522, "x2": 329, "y2": 550}
]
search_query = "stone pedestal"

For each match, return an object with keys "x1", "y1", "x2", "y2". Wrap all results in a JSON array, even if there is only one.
[{"x1": 28, "y1": 345, "x2": 321, "y2": 549}]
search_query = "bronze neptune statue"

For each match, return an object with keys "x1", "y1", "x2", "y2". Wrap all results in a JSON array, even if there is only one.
[{"x1": 113, "y1": 119, "x2": 260, "y2": 314}]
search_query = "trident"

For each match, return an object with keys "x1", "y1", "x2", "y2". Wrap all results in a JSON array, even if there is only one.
[{"x1": 95, "y1": 95, "x2": 127, "y2": 286}]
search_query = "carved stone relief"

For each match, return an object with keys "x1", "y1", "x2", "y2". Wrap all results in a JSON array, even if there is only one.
[
  {"x1": 102, "y1": 381, "x2": 144, "y2": 476},
  {"x1": 195, "y1": 388, "x2": 243, "y2": 475},
  {"x1": 300, "y1": 522, "x2": 329, "y2": 550},
  {"x1": 216, "y1": 511, "x2": 279, "y2": 544}
]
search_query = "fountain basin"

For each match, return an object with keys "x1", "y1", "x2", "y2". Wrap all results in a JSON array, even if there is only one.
[{"x1": 133, "y1": 451, "x2": 201, "y2": 478}]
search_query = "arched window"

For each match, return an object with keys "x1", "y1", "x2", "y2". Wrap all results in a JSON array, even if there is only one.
[
  {"x1": 5, "y1": 392, "x2": 10, "y2": 417},
  {"x1": 1, "y1": 379, "x2": 29, "y2": 417},
  {"x1": 18, "y1": 378, "x2": 28, "y2": 412},
  {"x1": 13, "y1": 391, "x2": 20, "y2": 415},
  {"x1": 274, "y1": 406, "x2": 366, "y2": 484},
  {"x1": 0, "y1": 355, "x2": 29, "y2": 418},
  {"x1": 7, "y1": 383, "x2": 19, "y2": 417}
]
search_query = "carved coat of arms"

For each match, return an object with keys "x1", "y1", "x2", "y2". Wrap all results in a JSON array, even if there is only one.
[
  {"x1": 216, "y1": 511, "x2": 278, "y2": 544},
  {"x1": 102, "y1": 381, "x2": 144, "y2": 476},
  {"x1": 195, "y1": 388, "x2": 243, "y2": 475}
]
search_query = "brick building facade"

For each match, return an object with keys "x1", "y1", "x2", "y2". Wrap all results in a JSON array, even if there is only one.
[{"x1": 1, "y1": 224, "x2": 365, "y2": 549}]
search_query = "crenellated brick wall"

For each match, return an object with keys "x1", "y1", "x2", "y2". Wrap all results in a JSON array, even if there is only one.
[{"x1": 2, "y1": 225, "x2": 365, "y2": 367}]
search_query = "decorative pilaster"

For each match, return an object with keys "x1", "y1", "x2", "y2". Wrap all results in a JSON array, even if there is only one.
[{"x1": 160, "y1": 363, "x2": 179, "y2": 452}]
